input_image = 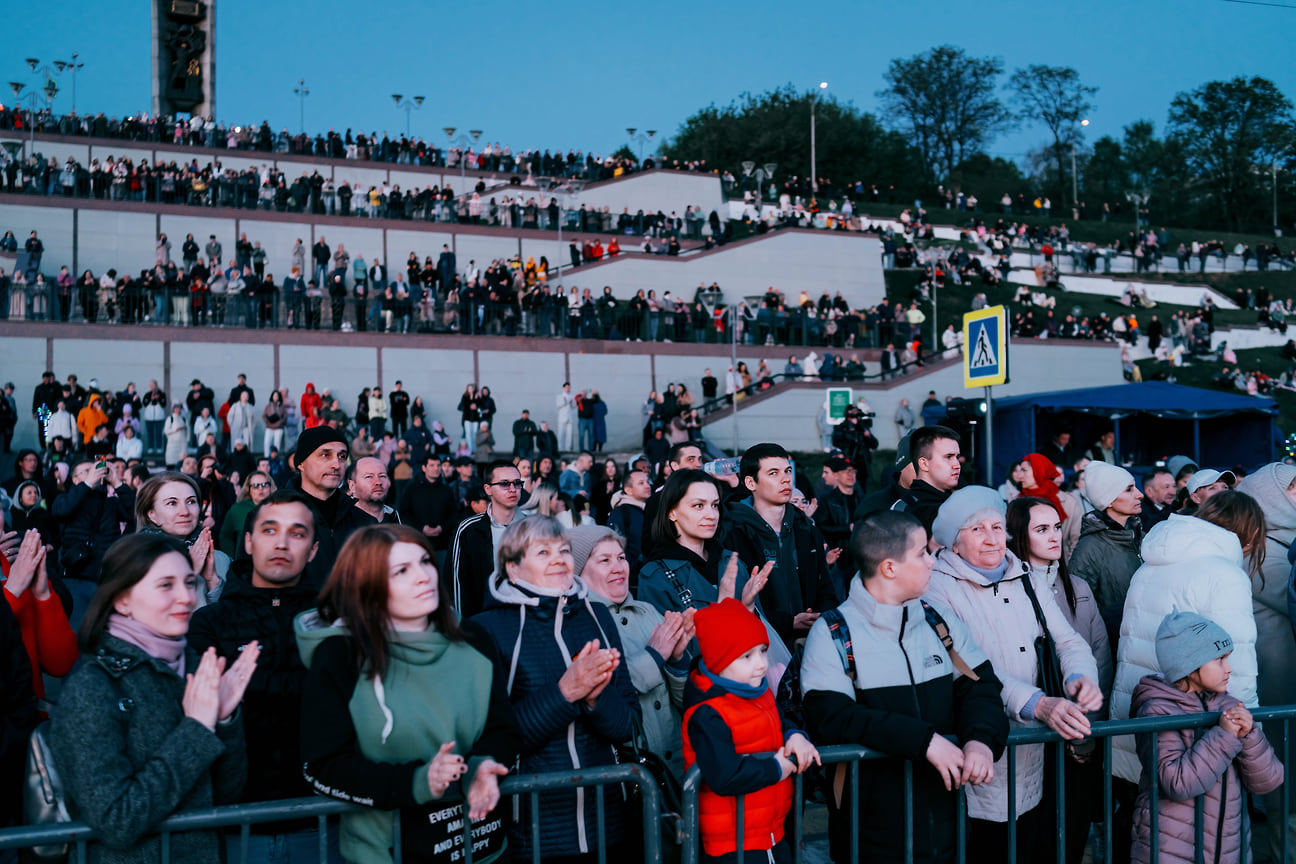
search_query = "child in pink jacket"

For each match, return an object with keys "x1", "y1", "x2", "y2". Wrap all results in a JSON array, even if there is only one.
[{"x1": 1131, "y1": 612, "x2": 1284, "y2": 864}]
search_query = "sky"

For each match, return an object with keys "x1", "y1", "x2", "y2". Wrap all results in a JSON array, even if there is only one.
[{"x1": 5, "y1": 0, "x2": 1294, "y2": 170}]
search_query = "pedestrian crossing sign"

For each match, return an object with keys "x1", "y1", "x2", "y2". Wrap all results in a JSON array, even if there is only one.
[{"x1": 963, "y1": 305, "x2": 1009, "y2": 388}]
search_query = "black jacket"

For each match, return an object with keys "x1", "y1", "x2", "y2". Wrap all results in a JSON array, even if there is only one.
[
  {"x1": 448, "y1": 508, "x2": 508, "y2": 618},
  {"x1": 0, "y1": 596, "x2": 37, "y2": 831},
  {"x1": 281, "y1": 477, "x2": 370, "y2": 588},
  {"x1": 399, "y1": 473, "x2": 459, "y2": 552},
  {"x1": 724, "y1": 499, "x2": 837, "y2": 650},
  {"x1": 188, "y1": 564, "x2": 318, "y2": 802},
  {"x1": 853, "y1": 477, "x2": 917, "y2": 523},
  {"x1": 907, "y1": 479, "x2": 953, "y2": 536},
  {"x1": 51, "y1": 481, "x2": 128, "y2": 582}
]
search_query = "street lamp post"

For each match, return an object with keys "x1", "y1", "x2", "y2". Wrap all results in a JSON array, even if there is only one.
[
  {"x1": 392, "y1": 94, "x2": 424, "y2": 138},
  {"x1": 293, "y1": 79, "x2": 310, "y2": 135},
  {"x1": 443, "y1": 127, "x2": 483, "y2": 183},
  {"x1": 53, "y1": 53, "x2": 84, "y2": 114},
  {"x1": 810, "y1": 81, "x2": 827, "y2": 195},
  {"x1": 10, "y1": 57, "x2": 64, "y2": 160},
  {"x1": 626, "y1": 128, "x2": 656, "y2": 164},
  {"x1": 554, "y1": 179, "x2": 585, "y2": 282}
]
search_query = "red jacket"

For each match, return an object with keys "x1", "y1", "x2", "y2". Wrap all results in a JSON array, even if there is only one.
[
  {"x1": 682, "y1": 671, "x2": 792, "y2": 856},
  {"x1": 2, "y1": 555, "x2": 78, "y2": 702}
]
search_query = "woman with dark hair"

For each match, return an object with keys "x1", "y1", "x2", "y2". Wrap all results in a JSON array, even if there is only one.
[
  {"x1": 637, "y1": 469, "x2": 767, "y2": 617},
  {"x1": 135, "y1": 472, "x2": 227, "y2": 605},
  {"x1": 262, "y1": 389, "x2": 287, "y2": 457},
  {"x1": 1006, "y1": 496, "x2": 1111, "y2": 864},
  {"x1": 458, "y1": 384, "x2": 480, "y2": 456},
  {"x1": 50, "y1": 532, "x2": 259, "y2": 864},
  {"x1": 590, "y1": 457, "x2": 620, "y2": 525},
  {"x1": 297, "y1": 524, "x2": 518, "y2": 864},
  {"x1": 470, "y1": 515, "x2": 637, "y2": 862},
  {"x1": 1111, "y1": 489, "x2": 1265, "y2": 782},
  {"x1": 534, "y1": 455, "x2": 556, "y2": 486}
]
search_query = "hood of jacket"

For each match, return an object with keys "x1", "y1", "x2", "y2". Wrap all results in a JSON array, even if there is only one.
[
  {"x1": 1238, "y1": 462, "x2": 1296, "y2": 534},
  {"x1": 1130, "y1": 673, "x2": 1235, "y2": 717},
  {"x1": 486, "y1": 571, "x2": 590, "y2": 610},
  {"x1": 293, "y1": 608, "x2": 454, "y2": 672},
  {"x1": 1140, "y1": 514, "x2": 1243, "y2": 569},
  {"x1": 12, "y1": 480, "x2": 41, "y2": 516},
  {"x1": 1078, "y1": 509, "x2": 1141, "y2": 546},
  {"x1": 932, "y1": 545, "x2": 1027, "y2": 588}
]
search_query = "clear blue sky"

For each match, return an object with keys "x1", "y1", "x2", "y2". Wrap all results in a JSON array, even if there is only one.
[{"x1": 6, "y1": 0, "x2": 1293, "y2": 168}]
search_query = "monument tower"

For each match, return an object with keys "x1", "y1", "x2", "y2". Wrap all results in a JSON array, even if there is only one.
[{"x1": 150, "y1": 0, "x2": 215, "y2": 118}]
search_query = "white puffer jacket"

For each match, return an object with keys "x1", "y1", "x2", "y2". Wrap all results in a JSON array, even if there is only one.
[
  {"x1": 926, "y1": 547, "x2": 1099, "y2": 822},
  {"x1": 1110, "y1": 514, "x2": 1258, "y2": 783}
]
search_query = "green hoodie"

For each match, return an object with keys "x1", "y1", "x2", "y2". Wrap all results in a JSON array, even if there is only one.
[{"x1": 295, "y1": 610, "x2": 508, "y2": 864}]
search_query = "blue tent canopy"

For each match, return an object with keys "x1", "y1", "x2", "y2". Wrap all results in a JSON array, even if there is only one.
[{"x1": 985, "y1": 382, "x2": 1279, "y2": 484}]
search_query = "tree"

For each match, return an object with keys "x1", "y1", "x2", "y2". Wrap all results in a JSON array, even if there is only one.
[
  {"x1": 1167, "y1": 76, "x2": 1295, "y2": 230},
  {"x1": 878, "y1": 45, "x2": 1014, "y2": 182},
  {"x1": 660, "y1": 84, "x2": 925, "y2": 200},
  {"x1": 1010, "y1": 65, "x2": 1097, "y2": 209}
]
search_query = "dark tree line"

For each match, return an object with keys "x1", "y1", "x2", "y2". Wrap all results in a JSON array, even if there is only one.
[{"x1": 661, "y1": 46, "x2": 1296, "y2": 233}]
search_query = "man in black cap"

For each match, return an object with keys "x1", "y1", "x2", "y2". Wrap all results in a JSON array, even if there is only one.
[
  {"x1": 283, "y1": 425, "x2": 367, "y2": 586},
  {"x1": 854, "y1": 430, "x2": 919, "y2": 522},
  {"x1": 817, "y1": 455, "x2": 860, "y2": 552}
]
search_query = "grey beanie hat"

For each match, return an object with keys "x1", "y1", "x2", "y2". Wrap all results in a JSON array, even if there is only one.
[
  {"x1": 1156, "y1": 611, "x2": 1233, "y2": 684},
  {"x1": 567, "y1": 525, "x2": 622, "y2": 580},
  {"x1": 931, "y1": 485, "x2": 1006, "y2": 549}
]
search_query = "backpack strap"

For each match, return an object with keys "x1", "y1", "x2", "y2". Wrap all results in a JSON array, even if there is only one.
[
  {"x1": 821, "y1": 607, "x2": 856, "y2": 684},
  {"x1": 920, "y1": 600, "x2": 981, "y2": 682}
]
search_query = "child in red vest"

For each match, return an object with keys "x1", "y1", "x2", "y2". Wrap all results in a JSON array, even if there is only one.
[{"x1": 682, "y1": 598, "x2": 819, "y2": 863}]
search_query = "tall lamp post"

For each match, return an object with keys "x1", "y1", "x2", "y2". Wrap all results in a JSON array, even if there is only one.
[
  {"x1": 53, "y1": 53, "x2": 84, "y2": 114},
  {"x1": 810, "y1": 81, "x2": 827, "y2": 194},
  {"x1": 392, "y1": 94, "x2": 424, "y2": 138},
  {"x1": 1071, "y1": 118, "x2": 1089, "y2": 211},
  {"x1": 554, "y1": 178, "x2": 585, "y2": 281},
  {"x1": 626, "y1": 128, "x2": 656, "y2": 163},
  {"x1": 293, "y1": 79, "x2": 310, "y2": 135},
  {"x1": 741, "y1": 161, "x2": 777, "y2": 212},
  {"x1": 8, "y1": 59, "x2": 61, "y2": 160},
  {"x1": 444, "y1": 127, "x2": 483, "y2": 183}
]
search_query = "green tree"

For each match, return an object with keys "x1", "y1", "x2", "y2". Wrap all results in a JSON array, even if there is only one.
[
  {"x1": 946, "y1": 153, "x2": 1029, "y2": 207},
  {"x1": 660, "y1": 85, "x2": 925, "y2": 199},
  {"x1": 1010, "y1": 65, "x2": 1098, "y2": 209},
  {"x1": 1167, "y1": 76, "x2": 1295, "y2": 230},
  {"x1": 878, "y1": 44, "x2": 1014, "y2": 182}
]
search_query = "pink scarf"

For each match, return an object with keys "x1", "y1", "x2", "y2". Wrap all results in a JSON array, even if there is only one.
[{"x1": 106, "y1": 613, "x2": 187, "y2": 677}]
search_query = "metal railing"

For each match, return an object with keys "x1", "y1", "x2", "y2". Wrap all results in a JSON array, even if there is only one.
[
  {"x1": 680, "y1": 705, "x2": 1296, "y2": 864},
  {"x1": 0, "y1": 763, "x2": 663, "y2": 864},
  {"x1": 7, "y1": 708, "x2": 1291, "y2": 863}
]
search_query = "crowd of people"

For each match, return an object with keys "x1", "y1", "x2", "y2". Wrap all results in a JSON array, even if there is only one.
[
  {"x1": 0, "y1": 106, "x2": 716, "y2": 181},
  {"x1": 2, "y1": 347, "x2": 1293, "y2": 864}
]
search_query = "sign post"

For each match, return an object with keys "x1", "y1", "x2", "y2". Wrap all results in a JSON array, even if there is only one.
[{"x1": 963, "y1": 305, "x2": 1010, "y2": 484}]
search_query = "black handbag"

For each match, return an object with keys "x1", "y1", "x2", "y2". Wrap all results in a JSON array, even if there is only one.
[{"x1": 1020, "y1": 570, "x2": 1066, "y2": 699}]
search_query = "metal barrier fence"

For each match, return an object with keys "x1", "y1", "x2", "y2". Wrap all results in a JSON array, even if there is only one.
[
  {"x1": 680, "y1": 706, "x2": 1296, "y2": 864},
  {"x1": 0, "y1": 763, "x2": 662, "y2": 864}
]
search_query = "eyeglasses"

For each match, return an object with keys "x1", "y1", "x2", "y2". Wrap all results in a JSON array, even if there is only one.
[
  {"x1": 490, "y1": 480, "x2": 525, "y2": 489},
  {"x1": 250, "y1": 481, "x2": 272, "y2": 489}
]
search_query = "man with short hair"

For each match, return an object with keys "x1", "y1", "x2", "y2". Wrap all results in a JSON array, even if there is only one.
[
  {"x1": 348, "y1": 456, "x2": 399, "y2": 525},
  {"x1": 401, "y1": 453, "x2": 460, "y2": 564},
  {"x1": 52, "y1": 459, "x2": 129, "y2": 612},
  {"x1": 817, "y1": 455, "x2": 860, "y2": 553},
  {"x1": 1139, "y1": 467, "x2": 1176, "y2": 532},
  {"x1": 906, "y1": 426, "x2": 963, "y2": 536},
  {"x1": 801, "y1": 510, "x2": 1007, "y2": 864},
  {"x1": 188, "y1": 492, "x2": 328, "y2": 861},
  {"x1": 512, "y1": 409, "x2": 538, "y2": 460},
  {"x1": 559, "y1": 450, "x2": 594, "y2": 498},
  {"x1": 726, "y1": 442, "x2": 838, "y2": 650},
  {"x1": 1041, "y1": 431, "x2": 1073, "y2": 469},
  {"x1": 609, "y1": 469, "x2": 652, "y2": 586},
  {"x1": 448, "y1": 459, "x2": 525, "y2": 617},
  {"x1": 388, "y1": 381, "x2": 411, "y2": 438},
  {"x1": 555, "y1": 382, "x2": 577, "y2": 452},
  {"x1": 1068, "y1": 460, "x2": 1145, "y2": 644}
]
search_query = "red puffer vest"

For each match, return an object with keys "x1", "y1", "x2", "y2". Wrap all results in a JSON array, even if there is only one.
[{"x1": 682, "y1": 671, "x2": 792, "y2": 856}]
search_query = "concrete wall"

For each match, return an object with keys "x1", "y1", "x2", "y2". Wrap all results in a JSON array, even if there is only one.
[
  {"x1": 0, "y1": 200, "x2": 884, "y2": 308},
  {"x1": 707, "y1": 341, "x2": 1128, "y2": 455}
]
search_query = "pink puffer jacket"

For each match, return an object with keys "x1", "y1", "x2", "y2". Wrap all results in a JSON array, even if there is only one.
[{"x1": 1131, "y1": 675, "x2": 1284, "y2": 864}]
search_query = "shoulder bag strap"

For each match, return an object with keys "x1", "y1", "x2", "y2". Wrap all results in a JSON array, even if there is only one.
[
  {"x1": 821, "y1": 607, "x2": 856, "y2": 683},
  {"x1": 660, "y1": 563, "x2": 694, "y2": 609},
  {"x1": 920, "y1": 600, "x2": 980, "y2": 682}
]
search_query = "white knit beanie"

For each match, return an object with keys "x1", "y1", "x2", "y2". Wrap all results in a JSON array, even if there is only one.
[{"x1": 1085, "y1": 461, "x2": 1135, "y2": 511}]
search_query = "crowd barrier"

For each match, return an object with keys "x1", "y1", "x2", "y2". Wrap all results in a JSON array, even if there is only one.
[
  {"x1": 5, "y1": 709, "x2": 1291, "y2": 863},
  {"x1": 0, "y1": 763, "x2": 663, "y2": 864}
]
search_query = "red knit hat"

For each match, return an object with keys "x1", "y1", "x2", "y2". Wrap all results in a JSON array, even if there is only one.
[{"x1": 694, "y1": 598, "x2": 768, "y2": 675}]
